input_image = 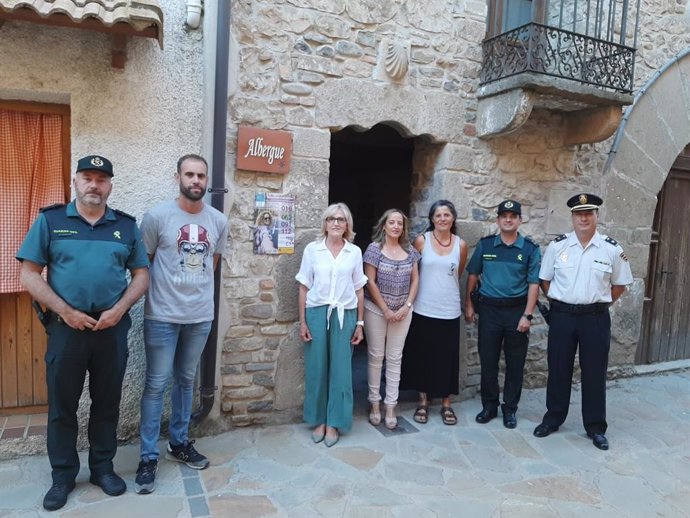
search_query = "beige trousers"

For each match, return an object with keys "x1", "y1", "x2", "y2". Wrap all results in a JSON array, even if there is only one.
[{"x1": 364, "y1": 308, "x2": 413, "y2": 406}]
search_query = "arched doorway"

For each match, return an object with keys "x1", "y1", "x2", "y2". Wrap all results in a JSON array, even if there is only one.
[
  {"x1": 637, "y1": 144, "x2": 690, "y2": 364},
  {"x1": 329, "y1": 123, "x2": 414, "y2": 250},
  {"x1": 328, "y1": 123, "x2": 415, "y2": 406}
]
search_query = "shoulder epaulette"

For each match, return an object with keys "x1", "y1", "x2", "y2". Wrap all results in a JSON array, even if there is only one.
[
  {"x1": 523, "y1": 235, "x2": 537, "y2": 246},
  {"x1": 113, "y1": 208, "x2": 136, "y2": 221},
  {"x1": 605, "y1": 236, "x2": 618, "y2": 246},
  {"x1": 480, "y1": 235, "x2": 496, "y2": 241},
  {"x1": 554, "y1": 234, "x2": 567, "y2": 242},
  {"x1": 39, "y1": 203, "x2": 66, "y2": 213}
]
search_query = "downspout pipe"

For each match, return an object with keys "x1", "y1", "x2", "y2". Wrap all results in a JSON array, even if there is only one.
[{"x1": 191, "y1": 0, "x2": 231, "y2": 425}]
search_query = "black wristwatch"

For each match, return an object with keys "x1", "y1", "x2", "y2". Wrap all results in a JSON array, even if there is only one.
[{"x1": 523, "y1": 314, "x2": 533, "y2": 321}]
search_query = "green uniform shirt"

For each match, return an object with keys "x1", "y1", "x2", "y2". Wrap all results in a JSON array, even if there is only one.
[
  {"x1": 16, "y1": 201, "x2": 149, "y2": 312},
  {"x1": 466, "y1": 233, "x2": 541, "y2": 298}
]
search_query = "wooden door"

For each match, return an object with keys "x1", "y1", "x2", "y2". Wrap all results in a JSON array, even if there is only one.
[
  {"x1": 638, "y1": 147, "x2": 690, "y2": 364},
  {"x1": 0, "y1": 101, "x2": 70, "y2": 412}
]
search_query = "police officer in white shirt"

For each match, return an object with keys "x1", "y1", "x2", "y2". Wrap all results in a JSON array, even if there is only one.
[{"x1": 533, "y1": 194, "x2": 633, "y2": 450}]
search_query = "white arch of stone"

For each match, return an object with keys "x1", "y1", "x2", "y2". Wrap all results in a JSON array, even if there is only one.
[{"x1": 603, "y1": 48, "x2": 690, "y2": 280}]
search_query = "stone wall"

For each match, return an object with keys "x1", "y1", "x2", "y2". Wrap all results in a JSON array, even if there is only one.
[{"x1": 220, "y1": 0, "x2": 690, "y2": 426}]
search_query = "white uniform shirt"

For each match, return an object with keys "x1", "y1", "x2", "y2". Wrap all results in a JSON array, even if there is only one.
[
  {"x1": 295, "y1": 239, "x2": 367, "y2": 328},
  {"x1": 539, "y1": 231, "x2": 633, "y2": 304}
]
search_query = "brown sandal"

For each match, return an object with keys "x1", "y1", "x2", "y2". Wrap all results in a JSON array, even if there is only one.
[
  {"x1": 413, "y1": 404, "x2": 428, "y2": 424},
  {"x1": 441, "y1": 406, "x2": 457, "y2": 426}
]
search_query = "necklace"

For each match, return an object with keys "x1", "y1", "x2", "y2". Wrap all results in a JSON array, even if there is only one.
[{"x1": 432, "y1": 231, "x2": 452, "y2": 247}]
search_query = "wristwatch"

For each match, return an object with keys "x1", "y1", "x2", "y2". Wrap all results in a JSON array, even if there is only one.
[
  {"x1": 406, "y1": 301, "x2": 412, "y2": 308},
  {"x1": 356, "y1": 320, "x2": 365, "y2": 326},
  {"x1": 523, "y1": 314, "x2": 533, "y2": 321}
]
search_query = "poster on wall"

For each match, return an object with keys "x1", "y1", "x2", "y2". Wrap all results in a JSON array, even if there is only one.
[{"x1": 253, "y1": 193, "x2": 295, "y2": 255}]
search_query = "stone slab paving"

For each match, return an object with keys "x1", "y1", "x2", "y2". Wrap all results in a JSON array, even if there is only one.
[{"x1": 0, "y1": 370, "x2": 689, "y2": 517}]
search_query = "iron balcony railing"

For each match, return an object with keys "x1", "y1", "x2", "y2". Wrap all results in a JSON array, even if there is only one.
[
  {"x1": 481, "y1": 0, "x2": 641, "y2": 94},
  {"x1": 481, "y1": 23, "x2": 636, "y2": 92}
]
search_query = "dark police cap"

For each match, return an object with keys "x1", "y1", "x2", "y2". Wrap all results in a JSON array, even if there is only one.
[
  {"x1": 567, "y1": 193, "x2": 602, "y2": 212},
  {"x1": 76, "y1": 155, "x2": 113, "y2": 177},
  {"x1": 497, "y1": 199, "x2": 521, "y2": 215}
]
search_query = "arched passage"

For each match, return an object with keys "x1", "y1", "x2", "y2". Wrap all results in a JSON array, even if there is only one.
[{"x1": 603, "y1": 49, "x2": 690, "y2": 364}]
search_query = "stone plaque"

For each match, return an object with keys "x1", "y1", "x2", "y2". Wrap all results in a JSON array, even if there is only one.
[{"x1": 237, "y1": 126, "x2": 293, "y2": 174}]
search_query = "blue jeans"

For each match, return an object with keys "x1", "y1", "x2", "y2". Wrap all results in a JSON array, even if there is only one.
[{"x1": 139, "y1": 319, "x2": 212, "y2": 460}]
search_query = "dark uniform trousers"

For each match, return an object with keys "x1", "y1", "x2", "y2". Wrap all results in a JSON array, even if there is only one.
[
  {"x1": 45, "y1": 313, "x2": 131, "y2": 484},
  {"x1": 477, "y1": 302, "x2": 529, "y2": 413},
  {"x1": 543, "y1": 306, "x2": 610, "y2": 435}
]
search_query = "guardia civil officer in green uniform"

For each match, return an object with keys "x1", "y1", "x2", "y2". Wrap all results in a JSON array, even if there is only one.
[
  {"x1": 16, "y1": 155, "x2": 149, "y2": 511},
  {"x1": 465, "y1": 200, "x2": 541, "y2": 429},
  {"x1": 533, "y1": 194, "x2": 633, "y2": 451}
]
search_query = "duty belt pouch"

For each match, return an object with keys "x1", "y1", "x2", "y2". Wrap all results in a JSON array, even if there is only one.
[{"x1": 537, "y1": 301, "x2": 550, "y2": 325}]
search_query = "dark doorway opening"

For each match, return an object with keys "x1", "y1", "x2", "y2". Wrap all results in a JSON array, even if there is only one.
[
  {"x1": 329, "y1": 124, "x2": 414, "y2": 250},
  {"x1": 329, "y1": 123, "x2": 415, "y2": 413}
]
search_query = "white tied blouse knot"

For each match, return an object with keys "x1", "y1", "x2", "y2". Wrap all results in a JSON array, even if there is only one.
[{"x1": 295, "y1": 239, "x2": 368, "y2": 329}]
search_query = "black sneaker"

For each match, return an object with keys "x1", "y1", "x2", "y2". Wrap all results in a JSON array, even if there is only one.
[
  {"x1": 165, "y1": 440, "x2": 209, "y2": 470},
  {"x1": 134, "y1": 459, "x2": 158, "y2": 494}
]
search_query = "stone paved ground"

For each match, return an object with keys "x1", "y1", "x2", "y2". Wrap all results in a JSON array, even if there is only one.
[{"x1": 1, "y1": 369, "x2": 689, "y2": 518}]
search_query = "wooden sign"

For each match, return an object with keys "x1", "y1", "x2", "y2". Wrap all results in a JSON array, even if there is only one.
[{"x1": 237, "y1": 126, "x2": 292, "y2": 174}]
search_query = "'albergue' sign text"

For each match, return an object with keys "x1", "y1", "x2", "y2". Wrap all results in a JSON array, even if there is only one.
[{"x1": 237, "y1": 126, "x2": 292, "y2": 174}]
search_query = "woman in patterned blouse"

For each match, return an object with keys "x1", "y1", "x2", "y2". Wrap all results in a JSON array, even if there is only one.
[{"x1": 362, "y1": 209, "x2": 420, "y2": 429}]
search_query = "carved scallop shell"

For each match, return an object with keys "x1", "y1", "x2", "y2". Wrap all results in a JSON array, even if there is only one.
[{"x1": 384, "y1": 42, "x2": 408, "y2": 80}]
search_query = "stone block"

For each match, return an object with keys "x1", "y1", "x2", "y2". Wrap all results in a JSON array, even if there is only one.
[
  {"x1": 603, "y1": 172, "x2": 658, "y2": 229},
  {"x1": 260, "y1": 324, "x2": 290, "y2": 335},
  {"x1": 355, "y1": 30, "x2": 376, "y2": 48},
  {"x1": 476, "y1": 89, "x2": 534, "y2": 139},
  {"x1": 247, "y1": 400, "x2": 274, "y2": 412},
  {"x1": 253, "y1": 374, "x2": 275, "y2": 388},
  {"x1": 286, "y1": 106, "x2": 314, "y2": 126},
  {"x1": 437, "y1": 144, "x2": 475, "y2": 172},
  {"x1": 223, "y1": 336, "x2": 265, "y2": 353},
  {"x1": 241, "y1": 303, "x2": 274, "y2": 321},
  {"x1": 245, "y1": 363, "x2": 275, "y2": 372},
  {"x1": 273, "y1": 327, "x2": 305, "y2": 411},
  {"x1": 335, "y1": 40, "x2": 363, "y2": 57},
  {"x1": 314, "y1": 13, "x2": 350, "y2": 38},
  {"x1": 225, "y1": 386, "x2": 269, "y2": 400},
  {"x1": 222, "y1": 352, "x2": 253, "y2": 365},
  {"x1": 294, "y1": 70, "x2": 325, "y2": 84},
  {"x1": 282, "y1": 82, "x2": 313, "y2": 96},
  {"x1": 292, "y1": 128, "x2": 331, "y2": 159},
  {"x1": 286, "y1": 0, "x2": 345, "y2": 14},
  {"x1": 315, "y1": 45, "x2": 335, "y2": 58},
  {"x1": 221, "y1": 374, "x2": 252, "y2": 387},
  {"x1": 609, "y1": 139, "x2": 666, "y2": 198},
  {"x1": 347, "y1": 0, "x2": 404, "y2": 23},
  {"x1": 343, "y1": 60, "x2": 374, "y2": 78},
  {"x1": 623, "y1": 96, "x2": 678, "y2": 177},
  {"x1": 315, "y1": 78, "x2": 466, "y2": 143},
  {"x1": 294, "y1": 55, "x2": 342, "y2": 77},
  {"x1": 226, "y1": 326, "x2": 255, "y2": 338},
  {"x1": 260, "y1": 293, "x2": 274, "y2": 302},
  {"x1": 430, "y1": 170, "x2": 471, "y2": 219},
  {"x1": 611, "y1": 280, "x2": 644, "y2": 348}
]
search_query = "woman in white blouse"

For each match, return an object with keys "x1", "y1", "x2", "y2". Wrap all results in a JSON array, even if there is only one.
[{"x1": 296, "y1": 203, "x2": 367, "y2": 447}]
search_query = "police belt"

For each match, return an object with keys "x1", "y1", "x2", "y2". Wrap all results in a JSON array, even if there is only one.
[
  {"x1": 549, "y1": 300, "x2": 610, "y2": 314},
  {"x1": 477, "y1": 295, "x2": 527, "y2": 307}
]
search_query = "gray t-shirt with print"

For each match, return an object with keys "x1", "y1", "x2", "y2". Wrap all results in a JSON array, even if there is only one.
[{"x1": 141, "y1": 199, "x2": 228, "y2": 323}]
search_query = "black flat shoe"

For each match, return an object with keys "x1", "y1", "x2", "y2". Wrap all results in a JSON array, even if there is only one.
[
  {"x1": 533, "y1": 423, "x2": 558, "y2": 437},
  {"x1": 588, "y1": 432, "x2": 609, "y2": 450},
  {"x1": 90, "y1": 472, "x2": 126, "y2": 496},
  {"x1": 475, "y1": 408, "x2": 498, "y2": 424},
  {"x1": 43, "y1": 481, "x2": 75, "y2": 511},
  {"x1": 502, "y1": 412, "x2": 517, "y2": 429}
]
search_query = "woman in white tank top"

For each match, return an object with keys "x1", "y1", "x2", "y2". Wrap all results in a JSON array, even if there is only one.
[{"x1": 399, "y1": 200, "x2": 468, "y2": 426}]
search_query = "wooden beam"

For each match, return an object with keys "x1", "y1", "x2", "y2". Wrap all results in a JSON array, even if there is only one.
[{"x1": 111, "y1": 34, "x2": 128, "y2": 69}]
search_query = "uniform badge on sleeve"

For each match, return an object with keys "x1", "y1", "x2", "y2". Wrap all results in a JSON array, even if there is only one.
[{"x1": 620, "y1": 251, "x2": 628, "y2": 261}]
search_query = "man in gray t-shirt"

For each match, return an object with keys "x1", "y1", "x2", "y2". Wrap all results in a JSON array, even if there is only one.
[{"x1": 135, "y1": 154, "x2": 228, "y2": 495}]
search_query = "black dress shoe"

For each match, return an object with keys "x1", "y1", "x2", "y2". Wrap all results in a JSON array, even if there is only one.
[
  {"x1": 503, "y1": 412, "x2": 517, "y2": 429},
  {"x1": 475, "y1": 408, "x2": 498, "y2": 424},
  {"x1": 43, "y1": 481, "x2": 75, "y2": 511},
  {"x1": 588, "y1": 432, "x2": 609, "y2": 451},
  {"x1": 90, "y1": 472, "x2": 126, "y2": 496},
  {"x1": 533, "y1": 423, "x2": 558, "y2": 437}
]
